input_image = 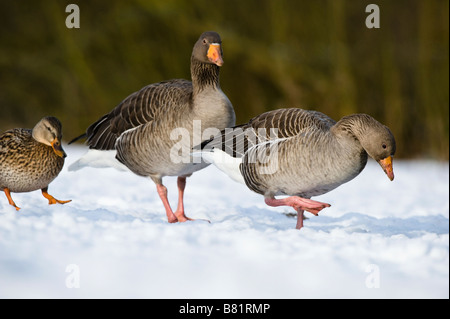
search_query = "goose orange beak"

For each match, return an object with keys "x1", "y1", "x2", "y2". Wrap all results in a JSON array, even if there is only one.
[
  {"x1": 51, "y1": 139, "x2": 67, "y2": 158},
  {"x1": 378, "y1": 156, "x2": 394, "y2": 181},
  {"x1": 207, "y1": 43, "x2": 224, "y2": 66}
]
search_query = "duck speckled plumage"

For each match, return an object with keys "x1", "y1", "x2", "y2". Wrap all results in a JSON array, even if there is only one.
[
  {"x1": 69, "y1": 31, "x2": 235, "y2": 223},
  {"x1": 0, "y1": 117, "x2": 71, "y2": 210},
  {"x1": 199, "y1": 108, "x2": 396, "y2": 229}
]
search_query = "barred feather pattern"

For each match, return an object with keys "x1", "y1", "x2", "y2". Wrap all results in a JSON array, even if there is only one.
[
  {"x1": 0, "y1": 128, "x2": 64, "y2": 192},
  {"x1": 85, "y1": 79, "x2": 193, "y2": 151},
  {"x1": 82, "y1": 52, "x2": 234, "y2": 183},
  {"x1": 200, "y1": 108, "x2": 395, "y2": 198}
]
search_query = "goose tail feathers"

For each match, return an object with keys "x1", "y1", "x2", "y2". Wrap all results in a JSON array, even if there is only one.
[
  {"x1": 68, "y1": 149, "x2": 130, "y2": 172},
  {"x1": 192, "y1": 148, "x2": 245, "y2": 185}
]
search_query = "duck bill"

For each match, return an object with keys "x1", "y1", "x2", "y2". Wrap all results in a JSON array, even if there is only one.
[
  {"x1": 378, "y1": 156, "x2": 394, "y2": 181},
  {"x1": 51, "y1": 139, "x2": 67, "y2": 158},
  {"x1": 207, "y1": 43, "x2": 224, "y2": 66}
]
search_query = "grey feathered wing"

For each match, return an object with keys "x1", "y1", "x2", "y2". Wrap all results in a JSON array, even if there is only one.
[
  {"x1": 200, "y1": 108, "x2": 336, "y2": 158},
  {"x1": 85, "y1": 79, "x2": 192, "y2": 150}
]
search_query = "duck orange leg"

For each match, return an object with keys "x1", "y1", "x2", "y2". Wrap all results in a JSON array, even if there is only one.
[
  {"x1": 41, "y1": 187, "x2": 72, "y2": 205},
  {"x1": 3, "y1": 188, "x2": 20, "y2": 211}
]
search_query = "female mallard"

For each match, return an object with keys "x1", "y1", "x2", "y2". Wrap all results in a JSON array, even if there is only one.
[{"x1": 0, "y1": 116, "x2": 71, "y2": 210}]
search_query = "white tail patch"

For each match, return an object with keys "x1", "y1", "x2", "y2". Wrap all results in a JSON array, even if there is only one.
[
  {"x1": 68, "y1": 149, "x2": 130, "y2": 172},
  {"x1": 192, "y1": 149, "x2": 245, "y2": 185}
]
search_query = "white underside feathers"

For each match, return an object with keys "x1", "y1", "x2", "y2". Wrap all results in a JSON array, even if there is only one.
[
  {"x1": 192, "y1": 148, "x2": 245, "y2": 184},
  {"x1": 68, "y1": 149, "x2": 130, "y2": 172}
]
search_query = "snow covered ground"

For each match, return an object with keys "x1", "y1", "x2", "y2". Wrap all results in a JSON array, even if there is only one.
[{"x1": 0, "y1": 145, "x2": 448, "y2": 299}]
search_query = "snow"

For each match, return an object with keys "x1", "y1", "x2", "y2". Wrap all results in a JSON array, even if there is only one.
[{"x1": 0, "y1": 145, "x2": 448, "y2": 299}]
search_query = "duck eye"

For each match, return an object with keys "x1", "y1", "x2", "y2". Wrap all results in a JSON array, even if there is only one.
[{"x1": 382, "y1": 143, "x2": 387, "y2": 149}]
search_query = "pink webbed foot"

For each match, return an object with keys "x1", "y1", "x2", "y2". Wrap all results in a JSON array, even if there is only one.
[
  {"x1": 290, "y1": 197, "x2": 330, "y2": 216},
  {"x1": 265, "y1": 196, "x2": 331, "y2": 229},
  {"x1": 156, "y1": 178, "x2": 210, "y2": 224},
  {"x1": 174, "y1": 177, "x2": 210, "y2": 223}
]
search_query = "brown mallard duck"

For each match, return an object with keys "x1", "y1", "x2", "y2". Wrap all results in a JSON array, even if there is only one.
[{"x1": 0, "y1": 117, "x2": 71, "y2": 210}]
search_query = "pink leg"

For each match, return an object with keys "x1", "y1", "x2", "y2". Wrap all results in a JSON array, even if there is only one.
[
  {"x1": 156, "y1": 184, "x2": 178, "y2": 223},
  {"x1": 174, "y1": 177, "x2": 191, "y2": 222},
  {"x1": 296, "y1": 208, "x2": 305, "y2": 230},
  {"x1": 174, "y1": 177, "x2": 210, "y2": 223},
  {"x1": 265, "y1": 196, "x2": 331, "y2": 229}
]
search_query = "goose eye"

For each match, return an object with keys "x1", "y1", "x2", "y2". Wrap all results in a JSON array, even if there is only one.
[
  {"x1": 382, "y1": 143, "x2": 387, "y2": 149},
  {"x1": 202, "y1": 38, "x2": 207, "y2": 45}
]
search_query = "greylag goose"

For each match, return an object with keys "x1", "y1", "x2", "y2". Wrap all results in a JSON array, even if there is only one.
[
  {"x1": 197, "y1": 108, "x2": 396, "y2": 229},
  {"x1": 69, "y1": 31, "x2": 235, "y2": 223},
  {"x1": 0, "y1": 117, "x2": 71, "y2": 210}
]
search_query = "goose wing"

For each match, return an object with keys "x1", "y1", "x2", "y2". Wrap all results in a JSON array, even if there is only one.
[
  {"x1": 85, "y1": 79, "x2": 192, "y2": 150},
  {"x1": 199, "y1": 108, "x2": 336, "y2": 158}
]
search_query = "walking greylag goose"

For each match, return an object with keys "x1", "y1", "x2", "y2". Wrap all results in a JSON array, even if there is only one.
[
  {"x1": 0, "y1": 117, "x2": 71, "y2": 210},
  {"x1": 69, "y1": 31, "x2": 235, "y2": 223},
  {"x1": 196, "y1": 108, "x2": 396, "y2": 229}
]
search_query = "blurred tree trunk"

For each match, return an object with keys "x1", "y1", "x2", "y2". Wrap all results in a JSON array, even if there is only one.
[
  {"x1": 417, "y1": 0, "x2": 449, "y2": 158},
  {"x1": 328, "y1": 0, "x2": 357, "y2": 117}
]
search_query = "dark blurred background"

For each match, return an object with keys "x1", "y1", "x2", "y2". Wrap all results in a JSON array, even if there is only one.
[{"x1": 0, "y1": 0, "x2": 448, "y2": 159}]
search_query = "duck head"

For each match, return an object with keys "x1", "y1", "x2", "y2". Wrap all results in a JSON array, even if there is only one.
[{"x1": 32, "y1": 116, "x2": 67, "y2": 158}]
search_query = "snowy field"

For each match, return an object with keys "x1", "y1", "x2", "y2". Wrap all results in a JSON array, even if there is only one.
[{"x1": 0, "y1": 145, "x2": 448, "y2": 299}]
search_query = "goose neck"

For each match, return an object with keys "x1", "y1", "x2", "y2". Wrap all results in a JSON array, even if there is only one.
[{"x1": 190, "y1": 57, "x2": 220, "y2": 95}]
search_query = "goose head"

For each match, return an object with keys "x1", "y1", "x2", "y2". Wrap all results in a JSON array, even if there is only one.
[
  {"x1": 32, "y1": 117, "x2": 67, "y2": 158},
  {"x1": 192, "y1": 31, "x2": 224, "y2": 66},
  {"x1": 356, "y1": 115, "x2": 396, "y2": 181}
]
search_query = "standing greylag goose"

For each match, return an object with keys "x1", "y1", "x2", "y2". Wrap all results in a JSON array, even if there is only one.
[
  {"x1": 0, "y1": 117, "x2": 71, "y2": 210},
  {"x1": 69, "y1": 31, "x2": 235, "y2": 223},
  {"x1": 197, "y1": 108, "x2": 396, "y2": 229}
]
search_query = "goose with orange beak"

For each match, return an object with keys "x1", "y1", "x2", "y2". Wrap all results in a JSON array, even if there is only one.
[
  {"x1": 378, "y1": 155, "x2": 394, "y2": 181},
  {"x1": 0, "y1": 116, "x2": 71, "y2": 210},
  {"x1": 207, "y1": 43, "x2": 224, "y2": 66},
  {"x1": 68, "y1": 31, "x2": 235, "y2": 224},
  {"x1": 197, "y1": 109, "x2": 396, "y2": 230}
]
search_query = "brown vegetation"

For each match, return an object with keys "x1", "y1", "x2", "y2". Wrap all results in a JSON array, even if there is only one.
[{"x1": 0, "y1": 0, "x2": 448, "y2": 159}]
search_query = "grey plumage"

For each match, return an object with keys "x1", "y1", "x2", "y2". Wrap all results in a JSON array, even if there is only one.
[
  {"x1": 200, "y1": 107, "x2": 396, "y2": 199},
  {"x1": 69, "y1": 31, "x2": 235, "y2": 223},
  {"x1": 72, "y1": 32, "x2": 235, "y2": 184}
]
